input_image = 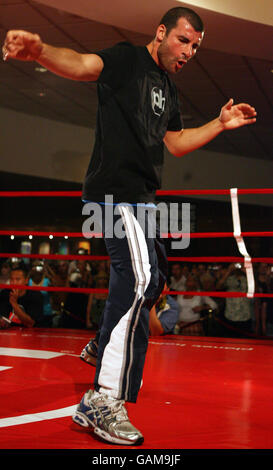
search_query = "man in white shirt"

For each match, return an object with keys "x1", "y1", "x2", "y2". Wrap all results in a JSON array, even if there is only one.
[
  {"x1": 169, "y1": 263, "x2": 187, "y2": 293},
  {"x1": 176, "y1": 275, "x2": 217, "y2": 335}
]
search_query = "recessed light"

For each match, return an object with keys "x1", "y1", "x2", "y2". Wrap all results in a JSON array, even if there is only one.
[{"x1": 35, "y1": 66, "x2": 47, "y2": 73}]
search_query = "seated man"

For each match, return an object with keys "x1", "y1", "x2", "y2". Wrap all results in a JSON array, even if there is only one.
[
  {"x1": 0, "y1": 267, "x2": 44, "y2": 328},
  {"x1": 149, "y1": 284, "x2": 179, "y2": 336},
  {"x1": 176, "y1": 274, "x2": 218, "y2": 335}
]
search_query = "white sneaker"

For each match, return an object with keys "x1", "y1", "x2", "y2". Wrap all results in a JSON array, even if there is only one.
[{"x1": 72, "y1": 389, "x2": 144, "y2": 446}]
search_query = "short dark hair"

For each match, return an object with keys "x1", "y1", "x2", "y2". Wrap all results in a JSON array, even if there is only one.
[
  {"x1": 159, "y1": 7, "x2": 204, "y2": 34},
  {"x1": 11, "y1": 267, "x2": 28, "y2": 278}
]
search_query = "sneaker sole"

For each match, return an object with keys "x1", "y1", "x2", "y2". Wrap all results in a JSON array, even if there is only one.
[
  {"x1": 94, "y1": 426, "x2": 144, "y2": 446},
  {"x1": 72, "y1": 410, "x2": 94, "y2": 428},
  {"x1": 72, "y1": 411, "x2": 144, "y2": 446}
]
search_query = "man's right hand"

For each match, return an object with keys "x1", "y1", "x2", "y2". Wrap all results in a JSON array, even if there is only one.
[
  {"x1": 3, "y1": 29, "x2": 103, "y2": 82},
  {"x1": 2, "y1": 30, "x2": 43, "y2": 61}
]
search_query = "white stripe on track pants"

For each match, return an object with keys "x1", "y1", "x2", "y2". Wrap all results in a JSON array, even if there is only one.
[{"x1": 93, "y1": 204, "x2": 168, "y2": 403}]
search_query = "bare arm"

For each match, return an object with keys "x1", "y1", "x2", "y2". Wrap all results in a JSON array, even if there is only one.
[
  {"x1": 216, "y1": 264, "x2": 235, "y2": 289},
  {"x1": 9, "y1": 290, "x2": 34, "y2": 327},
  {"x1": 2, "y1": 30, "x2": 103, "y2": 81},
  {"x1": 164, "y1": 99, "x2": 257, "y2": 157},
  {"x1": 149, "y1": 305, "x2": 165, "y2": 336}
]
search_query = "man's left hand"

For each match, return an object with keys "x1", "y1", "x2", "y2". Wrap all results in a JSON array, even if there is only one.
[{"x1": 219, "y1": 98, "x2": 257, "y2": 130}]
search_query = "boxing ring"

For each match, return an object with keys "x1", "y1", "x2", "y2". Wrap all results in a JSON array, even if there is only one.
[{"x1": 0, "y1": 188, "x2": 272, "y2": 451}]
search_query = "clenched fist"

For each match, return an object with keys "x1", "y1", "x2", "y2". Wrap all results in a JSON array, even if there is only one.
[{"x1": 2, "y1": 30, "x2": 43, "y2": 61}]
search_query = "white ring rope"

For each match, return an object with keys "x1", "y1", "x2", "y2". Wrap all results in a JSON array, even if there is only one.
[{"x1": 230, "y1": 188, "x2": 255, "y2": 298}]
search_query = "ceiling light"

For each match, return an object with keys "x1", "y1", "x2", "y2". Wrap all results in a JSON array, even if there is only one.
[{"x1": 35, "y1": 66, "x2": 47, "y2": 73}]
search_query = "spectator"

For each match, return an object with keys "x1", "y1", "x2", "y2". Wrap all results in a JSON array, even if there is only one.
[
  {"x1": 86, "y1": 274, "x2": 108, "y2": 329},
  {"x1": 267, "y1": 266, "x2": 273, "y2": 336},
  {"x1": 93, "y1": 260, "x2": 109, "y2": 281},
  {"x1": 58, "y1": 259, "x2": 94, "y2": 329},
  {"x1": 216, "y1": 263, "x2": 253, "y2": 337},
  {"x1": 0, "y1": 261, "x2": 11, "y2": 289},
  {"x1": 169, "y1": 262, "x2": 187, "y2": 294},
  {"x1": 197, "y1": 263, "x2": 207, "y2": 279},
  {"x1": 28, "y1": 261, "x2": 53, "y2": 322},
  {"x1": 212, "y1": 264, "x2": 228, "y2": 284},
  {"x1": 68, "y1": 248, "x2": 92, "y2": 276},
  {"x1": 149, "y1": 284, "x2": 179, "y2": 336},
  {"x1": 190, "y1": 264, "x2": 198, "y2": 277},
  {"x1": 69, "y1": 259, "x2": 93, "y2": 288},
  {"x1": 199, "y1": 271, "x2": 215, "y2": 291},
  {"x1": 176, "y1": 275, "x2": 218, "y2": 335},
  {"x1": 254, "y1": 263, "x2": 271, "y2": 336},
  {"x1": 44, "y1": 260, "x2": 69, "y2": 313},
  {"x1": 0, "y1": 267, "x2": 43, "y2": 328},
  {"x1": 182, "y1": 264, "x2": 190, "y2": 279}
]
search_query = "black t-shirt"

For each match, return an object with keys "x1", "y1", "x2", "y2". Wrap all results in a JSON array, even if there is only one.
[
  {"x1": 82, "y1": 42, "x2": 183, "y2": 204},
  {"x1": 0, "y1": 289, "x2": 44, "y2": 326}
]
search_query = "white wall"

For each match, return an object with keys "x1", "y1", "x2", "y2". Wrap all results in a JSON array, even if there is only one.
[
  {"x1": 162, "y1": 148, "x2": 273, "y2": 207},
  {"x1": 1, "y1": 106, "x2": 272, "y2": 207},
  {"x1": 0, "y1": 107, "x2": 93, "y2": 184}
]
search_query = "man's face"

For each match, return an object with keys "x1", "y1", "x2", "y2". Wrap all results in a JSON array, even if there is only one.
[
  {"x1": 10, "y1": 270, "x2": 26, "y2": 285},
  {"x1": 157, "y1": 17, "x2": 203, "y2": 74},
  {"x1": 172, "y1": 264, "x2": 182, "y2": 279},
  {"x1": 186, "y1": 276, "x2": 197, "y2": 290},
  {"x1": 58, "y1": 262, "x2": 68, "y2": 274},
  {"x1": 10, "y1": 270, "x2": 27, "y2": 292}
]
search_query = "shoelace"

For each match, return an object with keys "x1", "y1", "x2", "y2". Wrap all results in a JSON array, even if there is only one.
[
  {"x1": 110, "y1": 400, "x2": 128, "y2": 422},
  {"x1": 94, "y1": 395, "x2": 128, "y2": 422}
]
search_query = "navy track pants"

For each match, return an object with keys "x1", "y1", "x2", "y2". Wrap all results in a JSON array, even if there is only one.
[{"x1": 93, "y1": 204, "x2": 167, "y2": 403}]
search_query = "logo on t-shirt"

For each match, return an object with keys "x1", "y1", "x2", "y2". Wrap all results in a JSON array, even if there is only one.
[{"x1": 151, "y1": 87, "x2": 166, "y2": 116}]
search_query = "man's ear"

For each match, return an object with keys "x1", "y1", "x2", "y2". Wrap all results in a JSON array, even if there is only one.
[{"x1": 156, "y1": 24, "x2": 166, "y2": 43}]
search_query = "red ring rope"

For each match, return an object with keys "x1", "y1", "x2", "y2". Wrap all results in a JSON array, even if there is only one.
[
  {"x1": 167, "y1": 256, "x2": 273, "y2": 263},
  {"x1": 0, "y1": 188, "x2": 273, "y2": 197},
  {"x1": 0, "y1": 253, "x2": 109, "y2": 261},
  {"x1": 0, "y1": 188, "x2": 271, "y2": 301},
  {"x1": 157, "y1": 188, "x2": 273, "y2": 196},
  {"x1": 0, "y1": 284, "x2": 272, "y2": 297},
  {"x1": 0, "y1": 253, "x2": 272, "y2": 263},
  {"x1": 1, "y1": 230, "x2": 272, "y2": 238}
]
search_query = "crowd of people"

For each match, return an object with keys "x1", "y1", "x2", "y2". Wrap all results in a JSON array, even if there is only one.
[
  {"x1": 0, "y1": 255, "x2": 272, "y2": 338},
  {"x1": 0, "y1": 252, "x2": 109, "y2": 330}
]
